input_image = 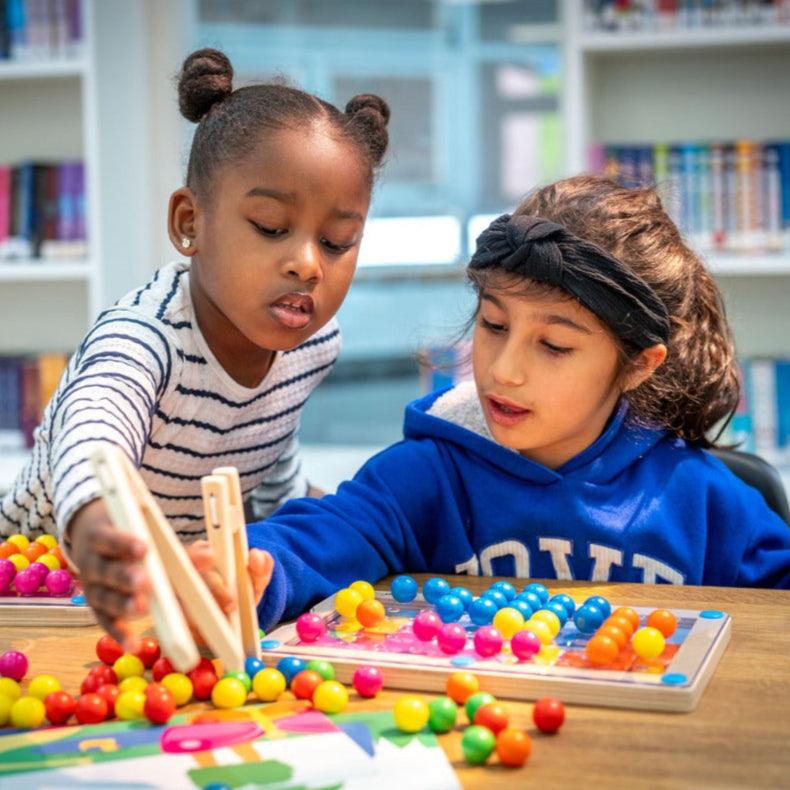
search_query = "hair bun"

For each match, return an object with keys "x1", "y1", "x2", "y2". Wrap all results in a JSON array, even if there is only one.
[
  {"x1": 178, "y1": 48, "x2": 233, "y2": 123},
  {"x1": 344, "y1": 94, "x2": 390, "y2": 165}
]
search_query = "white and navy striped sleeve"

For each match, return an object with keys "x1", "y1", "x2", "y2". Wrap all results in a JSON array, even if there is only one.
[
  {"x1": 245, "y1": 431, "x2": 309, "y2": 520},
  {"x1": 48, "y1": 307, "x2": 175, "y2": 532}
]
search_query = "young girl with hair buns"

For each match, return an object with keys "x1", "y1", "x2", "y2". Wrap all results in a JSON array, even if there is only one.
[
  {"x1": 0, "y1": 48, "x2": 391, "y2": 644},
  {"x1": 233, "y1": 175, "x2": 790, "y2": 630}
]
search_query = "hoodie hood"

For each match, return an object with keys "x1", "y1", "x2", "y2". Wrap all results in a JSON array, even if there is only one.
[{"x1": 403, "y1": 381, "x2": 666, "y2": 486}]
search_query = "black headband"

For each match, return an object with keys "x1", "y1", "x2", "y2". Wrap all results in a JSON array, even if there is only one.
[{"x1": 469, "y1": 214, "x2": 670, "y2": 350}]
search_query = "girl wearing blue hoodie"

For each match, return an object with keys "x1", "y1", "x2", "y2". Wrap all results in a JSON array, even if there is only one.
[{"x1": 227, "y1": 176, "x2": 790, "y2": 629}]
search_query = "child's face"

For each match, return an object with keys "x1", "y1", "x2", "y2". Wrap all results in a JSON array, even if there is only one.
[
  {"x1": 190, "y1": 124, "x2": 371, "y2": 352},
  {"x1": 472, "y1": 275, "x2": 625, "y2": 470}
]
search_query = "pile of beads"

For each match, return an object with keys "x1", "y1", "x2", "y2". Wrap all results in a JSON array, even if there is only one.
[
  {"x1": 332, "y1": 580, "x2": 386, "y2": 631},
  {"x1": 0, "y1": 534, "x2": 72, "y2": 598}
]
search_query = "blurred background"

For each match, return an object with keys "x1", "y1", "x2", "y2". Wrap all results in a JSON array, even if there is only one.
[{"x1": 1, "y1": 0, "x2": 789, "y2": 493}]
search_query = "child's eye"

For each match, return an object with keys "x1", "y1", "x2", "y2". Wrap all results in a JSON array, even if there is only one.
[
  {"x1": 251, "y1": 221, "x2": 287, "y2": 238},
  {"x1": 320, "y1": 237, "x2": 354, "y2": 254},
  {"x1": 542, "y1": 340, "x2": 573, "y2": 356},
  {"x1": 480, "y1": 317, "x2": 506, "y2": 333}
]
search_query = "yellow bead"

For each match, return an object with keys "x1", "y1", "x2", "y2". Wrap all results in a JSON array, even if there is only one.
[
  {"x1": 313, "y1": 680, "x2": 349, "y2": 714},
  {"x1": 10, "y1": 695, "x2": 46, "y2": 728},
  {"x1": 161, "y1": 673, "x2": 193, "y2": 706},
  {"x1": 211, "y1": 677, "x2": 248, "y2": 709},
  {"x1": 0, "y1": 694, "x2": 13, "y2": 726},
  {"x1": 393, "y1": 695, "x2": 429, "y2": 733},
  {"x1": 35, "y1": 535, "x2": 58, "y2": 550},
  {"x1": 632, "y1": 626, "x2": 666, "y2": 660},
  {"x1": 349, "y1": 580, "x2": 375, "y2": 601},
  {"x1": 27, "y1": 674, "x2": 60, "y2": 701},
  {"x1": 7, "y1": 534, "x2": 30, "y2": 550},
  {"x1": 335, "y1": 588, "x2": 363, "y2": 619},
  {"x1": 492, "y1": 607, "x2": 525, "y2": 639},
  {"x1": 119, "y1": 676, "x2": 149, "y2": 694},
  {"x1": 113, "y1": 654, "x2": 145, "y2": 680},
  {"x1": 0, "y1": 678, "x2": 22, "y2": 701},
  {"x1": 35, "y1": 553, "x2": 61, "y2": 571},
  {"x1": 115, "y1": 690, "x2": 146, "y2": 720},
  {"x1": 252, "y1": 668, "x2": 286, "y2": 702},
  {"x1": 9, "y1": 553, "x2": 30, "y2": 572},
  {"x1": 531, "y1": 609, "x2": 561, "y2": 638},
  {"x1": 522, "y1": 619, "x2": 554, "y2": 646}
]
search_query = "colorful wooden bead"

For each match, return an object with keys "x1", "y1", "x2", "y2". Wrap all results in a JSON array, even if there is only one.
[
  {"x1": 276, "y1": 656, "x2": 306, "y2": 685},
  {"x1": 532, "y1": 609, "x2": 561, "y2": 638},
  {"x1": 10, "y1": 695, "x2": 45, "y2": 728},
  {"x1": 496, "y1": 727, "x2": 532, "y2": 767},
  {"x1": 290, "y1": 670, "x2": 323, "y2": 701},
  {"x1": 492, "y1": 607, "x2": 525, "y2": 639},
  {"x1": 435, "y1": 593, "x2": 465, "y2": 623},
  {"x1": 349, "y1": 580, "x2": 375, "y2": 601},
  {"x1": 461, "y1": 724, "x2": 496, "y2": 764},
  {"x1": 489, "y1": 580, "x2": 517, "y2": 600},
  {"x1": 44, "y1": 690, "x2": 76, "y2": 725},
  {"x1": 335, "y1": 588, "x2": 363, "y2": 619},
  {"x1": 574, "y1": 603, "x2": 605, "y2": 634},
  {"x1": 524, "y1": 583, "x2": 549, "y2": 604},
  {"x1": 422, "y1": 576, "x2": 451, "y2": 605},
  {"x1": 296, "y1": 612, "x2": 327, "y2": 642},
  {"x1": 437, "y1": 622, "x2": 467, "y2": 654},
  {"x1": 473, "y1": 701, "x2": 509, "y2": 735},
  {"x1": 0, "y1": 650, "x2": 28, "y2": 682},
  {"x1": 522, "y1": 618, "x2": 553, "y2": 646},
  {"x1": 428, "y1": 696, "x2": 458, "y2": 733},
  {"x1": 585, "y1": 633, "x2": 619, "y2": 666},
  {"x1": 143, "y1": 684, "x2": 176, "y2": 724},
  {"x1": 352, "y1": 666, "x2": 383, "y2": 698},
  {"x1": 533, "y1": 697, "x2": 565, "y2": 733},
  {"x1": 393, "y1": 695, "x2": 429, "y2": 732},
  {"x1": 473, "y1": 625, "x2": 504, "y2": 657},
  {"x1": 465, "y1": 691, "x2": 495, "y2": 722},
  {"x1": 115, "y1": 690, "x2": 146, "y2": 720},
  {"x1": 113, "y1": 654, "x2": 145, "y2": 680},
  {"x1": 468, "y1": 596, "x2": 498, "y2": 625},
  {"x1": 211, "y1": 677, "x2": 247, "y2": 709},
  {"x1": 306, "y1": 659, "x2": 335, "y2": 681},
  {"x1": 252, "y1": 668, "x2": 286, "y2": 701},
  {"x1": 446, "y1": 671, "x2": 479, "y2": 705},
  {"x1": 27, "y1": 674, "x2": 60, "y2": 701},
  {"x1": 356, "y1": 599, "x2": 385, "y2": 628},
  {"x1": 74, "y1": 692, "x2": 109, "y2": 724},
  {"x1": 412, "y1": 610, "x2": 442, "y2": 641},
  {"x1": 632, "y1": 626, "x2": 666, "y2": 659},
  {"x1": 161, "y1": 673, "x2": 193, "y2": 706},
  {"x1": 583, "y1": 595, "x2": 611, "y2": 619},
  {"x1": 511, "y1": 629, "x2": 541, "y2": 660},
  {"x1": 647, "y1": 608, "x2": 677, "y2": 638},
  {"x1": 313, "y1": 680, "x2": 348, "y2": 714},
  {"x1": 390, "y1": 575, "x2": 418, "y2": 603}
]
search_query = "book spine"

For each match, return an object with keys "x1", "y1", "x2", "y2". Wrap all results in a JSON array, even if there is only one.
[{"x1": 751, "y1": 358, "x2": 779, "y2": 463}]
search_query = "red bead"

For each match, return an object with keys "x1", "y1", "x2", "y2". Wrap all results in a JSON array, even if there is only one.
[
  {"x1": 143, "y1": 685, "x2": 176, "y2": 724},
  {"x1": 189, "y1": 668, "x2": 218, "y2": 700},
  {"x1": 189, "y1": 657, "x2": 216, "y2": 675},
  {"x1": 473, "y1": 702, "x2": 510, "y2": 735},
  {"x1": 90, "y1": 664, "x2": 118, "y2": 686},
  {"x1": 96, "y1": 635, "x2": 124, "y2": 666},
  {"x1": 44, "y1": 690, "x2": 77, "y2": 725},
  {"x1": 532, "y1": 697, "x2": 565, "y2": 734},
  {"x1": 152, "y1": 657, "x2": 176, "y2": 682},
  {"x1": 96, "y1": 684, "x2": 120, "y2": 717},
  {"x1": 75, "y1": 693, "x2": 109, "y2": 724},
  {"x1": 132, "y1": 637, "x2": 161, "y2": 669},
  {"x1": 290, "y1": 669, "x2": 324, "y2": 701}
]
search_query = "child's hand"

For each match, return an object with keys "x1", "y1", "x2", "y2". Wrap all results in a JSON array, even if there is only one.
[
  {"x1": 186, "y1": 539, "x2": 274, "y2": 615},
  {"x1": 68, "y1": 498, "x2": 150, "y2": 651}
]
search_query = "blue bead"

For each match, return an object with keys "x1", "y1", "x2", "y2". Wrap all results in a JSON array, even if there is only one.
[
  {"x1": 583, "y1": 595, "x2": 611, "y2": 619},
  {"x1": 482, "y1": 589, "x2": 508, "y2": 609},
  {"x1": 71, "y1": 594, "x2": 86, "y2": 605},
  {"x1": 468, "y1": 596, "x2": 498, "y2": 625},
  {"x1": 516, "y1": 591, "x2": 542, "y2": 612},
  {"x1": 423, "y1": 577, "x2": 451, "y2": 605},
  {"x1": 276, "y1": 656, "x2": 306, "y2": 685},
  {"x1": 524, "y1": 583, "x2": 549, "y2": 604},
  {"x1": 260, "y1": 639, "x2": 281, "y2": 650},
  {"x1": 574, "y1": 603, "x2": 605, "y2": 634},
  {"x1": 489, "y1": 580, "x2": 517, "y2": 601},
  {"x1": 436, "y1": 593, "x2": 465, "y2": 623},
  {"x1": 700, "y1": 610, "x2": 725, "y2": 619},
  {"x1": 391, "y1": 575, "x2": 418, "y2": 603},
  {"x1": 245, "y1": 657, "x2": 264, "y2": 678},
  {"x1": 451, "y1": 655, "x2": 476, "y2": 667},
  {"x1": 542, "y1": 601, "x2": 569, "y2": 625},
  {"x1": 661, "y1": 673, "x2": 688, "y2": 685},
  {"x1": 510, "y1": 599, "x2": 534, "y2": 619},
  {"x1": 550, "y1": 593, "x2": 576, "y2": 617},
  {"x1": 450, "y1": 586, "x2": 474, "y2": 611}
]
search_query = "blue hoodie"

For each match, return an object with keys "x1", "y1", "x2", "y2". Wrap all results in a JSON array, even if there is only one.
[{"x1": 248, "y1": 382, "x2": 790, "y2": 631}]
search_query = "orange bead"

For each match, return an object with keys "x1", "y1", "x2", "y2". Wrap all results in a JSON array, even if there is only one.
[
  {"x1": 356, "y1": 599, "x2": 385, "y2": 628},
  {"x1": 23, "y1": 543, "x2": 47, "y2": 562},
  {"x1": 290, "y1": 670, "x2": 323, "y2": 701},
  {"x1": 473, "y1": 702, "x2": 509, "y2": 735},
  {"x1": 611, "y1": 606, "x2": 640, "y2": 632},
  {"x1": 0, "y1": 542, "x2": 20, "y2": 559},
  {"x1": 604, "y1": 614, "x2": 634, "y2": 638},
  {"x1": 496, "y1": 727, "x2": 532, "y2": 767},
  {"x1": 646, "y1": 608, "x2": 677, "y2": 638},
  {"x1": 585, "y1": 634, "x2": 619, "y2": 666},
  {"x1": 446, "y1": 671, "x2": 480, "y2": 705},
  {"x1": 598, "y1": 624, "x2": 627, "y2": 650}
]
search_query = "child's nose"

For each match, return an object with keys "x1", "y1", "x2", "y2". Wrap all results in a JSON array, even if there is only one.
[
  {"x1": 491, "y1": 343, "x2": 526, "y2": 387},
  {"x1": 284, "y1": 239, "x2": 322, "y2": 282}
]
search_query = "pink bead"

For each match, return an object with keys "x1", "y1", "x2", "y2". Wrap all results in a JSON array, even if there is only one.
[
  {"x1": 437, "y1": 622, "x2": 467, "y2": 654},
  {"x1": 473, "y1": 626, "x2": 504, "y2": 657},
  {"x1": 45, "y1": 569, "x2": 73, "y2": 597},
  {"x1": 295, "y1": 612, "x2": 327, "y2": 642},
  {"x1": 412, "y1": 610, "x2": 442, "y2": 642},
  {"x1": 28, "y1": 561, "x2": 49, "y2": 580},
  {"x1": 352, "y1": 665, "x2": 384, "y2": 698},
  {"x1": 511, "y1": 629, "x2": 542, "y2": 660},
  {"x1": 12, "y1": 568, "x2": 41, "y2": 596},
  {"x1": 0, "y1": 650, "x2": 28, "y2": 681}
]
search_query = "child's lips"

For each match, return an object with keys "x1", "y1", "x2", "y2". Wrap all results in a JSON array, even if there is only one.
[
  {"x1": 486, "y1": 395, "x2": 532, "y2": 427},
  {"x1": 269, "y1": 292, "x2": 314, "y2": 330}
]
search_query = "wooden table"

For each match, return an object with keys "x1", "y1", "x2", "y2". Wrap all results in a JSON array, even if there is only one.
[{"x1": 2, "y1": 577, "x2": 789, "y2": 789}]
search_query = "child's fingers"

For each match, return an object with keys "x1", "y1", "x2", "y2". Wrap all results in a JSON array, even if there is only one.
[
  {"x1": 248, "y1": 549, "x2": 274, "y2": 604},
  {"x1": 90, "y1": 523, "x2": 147, "y2": 561},
  {"x1": 185, "y1": 540, "x2": 236, "y2": 614},
  {"x1": 84, "y1": 581, "x2": 146, "y2": 621},
  {"x1": 79, "y1": 552, "x2": 150, "y2": 596}
]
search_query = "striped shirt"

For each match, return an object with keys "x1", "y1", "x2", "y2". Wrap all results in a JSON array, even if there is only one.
[{"x1": 0, "y1": 261, "x2": 340, "y2": 542}]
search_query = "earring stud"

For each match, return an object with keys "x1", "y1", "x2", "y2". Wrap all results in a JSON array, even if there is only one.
[{"x1": 181, "y1": 237, "x2": 191, "y2": 249}]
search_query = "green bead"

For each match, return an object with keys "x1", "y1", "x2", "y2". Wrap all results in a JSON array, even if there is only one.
[
  {"x1": 223, "y1": 670, "x2": 252, "y2": 692},
  {"x1": 465, "y1": 691, "x2": 495, "y2": 722},
  {"x1": 306, "y1": 659, "x2": 335, "y2": 681},
  {"x1": 461, "y1": 725, "x2": 496, "y2": 765},
  {"x1": 428, "y1": 696, "x2": 458, "y2": 734},
  {"x1": 258, "y1": 628, "x2": 266, "y2": 638}
]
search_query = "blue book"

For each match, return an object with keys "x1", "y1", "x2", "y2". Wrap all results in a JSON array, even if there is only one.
[
  {"x1": 774, "y1": 360, "x2": 790, "y2": 459},
  {"x1": 730, "y1": 360, "x2": 755, "y2": 453}
]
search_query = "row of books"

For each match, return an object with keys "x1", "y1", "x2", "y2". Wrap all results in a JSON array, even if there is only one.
[
  {"x1": 584, "y1": 0, "x2": 790, "y2": 31},
  {"x1": 0, "y1": 0, "x2": 82, "y2": 62},
  {"x1": 726, "y1": 358, "x2": 790, "y2": 466},
  {"x1": 0, "y1": 353, "x2": 67, "y2": 449},
  {"x1": 588, "y1": 140, "x2": 790, "y2": 254},
  {"x1": 0, "y1": 161, "x2": 87, "y2": 261}
]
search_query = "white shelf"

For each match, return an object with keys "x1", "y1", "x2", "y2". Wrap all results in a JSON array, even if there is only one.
[
  {"x1": 581, "y1": 25, "x2": 790, "y2": 53},
  {"x1": 0, "y1": 260, "x2": 95, "y2": 282},
  {"x1": 0, "y1": 58, "x2": 87, "y2": 81},
  {"x1": 705, "y1": 254, "x2": 790, "y2": 276}
]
